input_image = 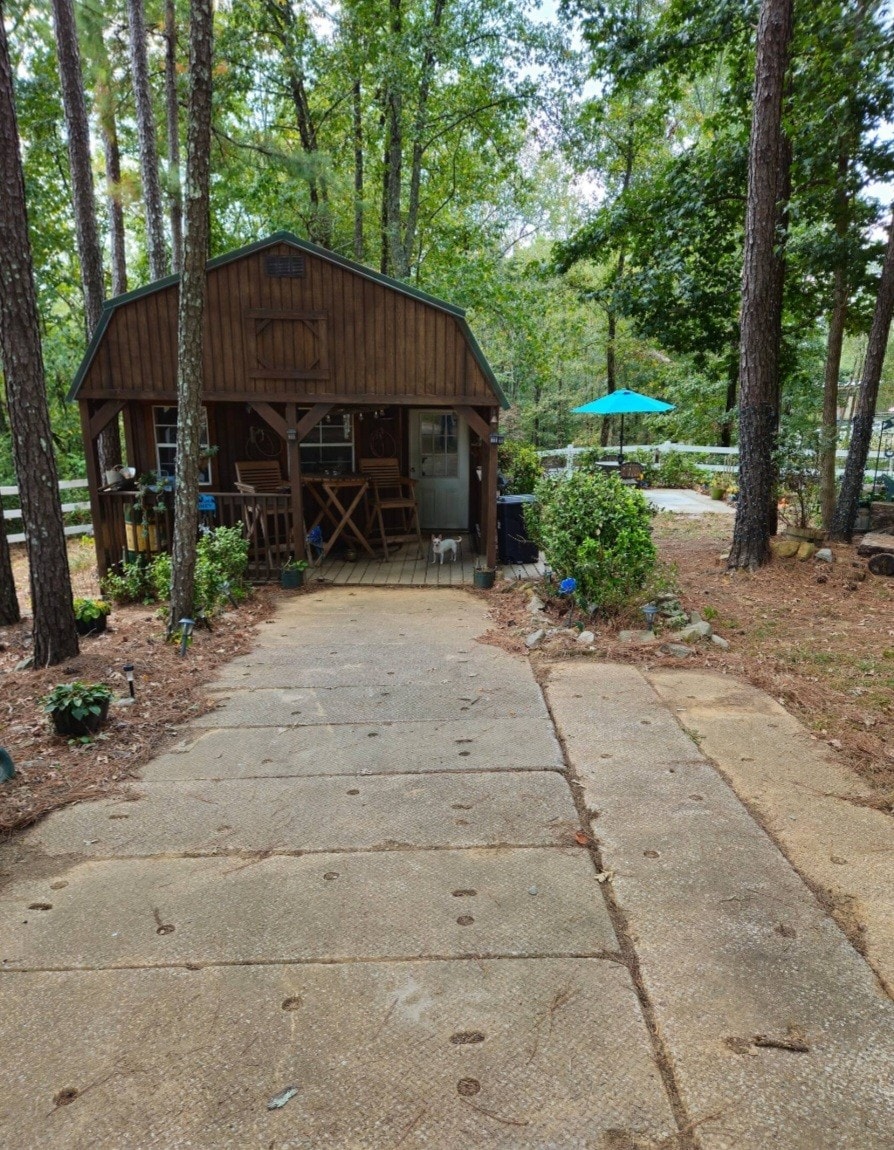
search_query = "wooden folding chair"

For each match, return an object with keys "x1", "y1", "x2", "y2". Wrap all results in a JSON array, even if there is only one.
[
  {"x1": 619, "y1": 461, "x2": 645, "y2": 487},
  {"x1": 359, "y1": 458, "x2": 424, "y2": 558},
  {"x1": 234, "y1": 461, "x2": 288, "y2": 561}
]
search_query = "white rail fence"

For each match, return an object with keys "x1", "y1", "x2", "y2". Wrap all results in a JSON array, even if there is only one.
[
  {"x1": 1, "y1": 478, "x2": 93, "y2": 545},
  {"x1": 536, "y1": 441, "x2": 853, "y2": 477}
]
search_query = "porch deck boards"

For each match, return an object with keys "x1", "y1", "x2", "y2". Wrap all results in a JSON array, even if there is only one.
[{"x1": 311, "y1": 537, "x2": 543, "y2": 586}]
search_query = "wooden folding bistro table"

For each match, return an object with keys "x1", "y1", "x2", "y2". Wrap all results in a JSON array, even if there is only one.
[{"x1": 303, "y1": 475, "x2": 375, "y2": 561}]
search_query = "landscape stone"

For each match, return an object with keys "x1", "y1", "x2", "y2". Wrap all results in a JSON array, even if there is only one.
[
  {"x1": 677, "y1": 621, "x2": 713, "y2": 642},
  {"x1": 576, "y1": 630, "x2": 595, "y2": 644},
  {"x1": 13, "y1": 656, "x2": 33, "y2": 671},
  {"x1": 770, "y1": 538, "x2": 800, "y2": 559},
  {"x1": 815, "y1": 548, "x2": 834, "y2": 563},
  {"x1": 797, "y1": 541, "x2": 817, "y2": 561},
  {"x1": 710, "y1": 634, "x2": 730, "y2": 650},
  {"x1": 661, "y1": 643, "x2": 693, "y2": 658},
  {"x1": 529, "y1": 595, "x2": 546, "y2": 613},
  {"x1": 618, "y1": 629, "x2": 659, "y2": 645},
  {"x1": 525, "y1": 629, "x2": 545, "y2": 649}
]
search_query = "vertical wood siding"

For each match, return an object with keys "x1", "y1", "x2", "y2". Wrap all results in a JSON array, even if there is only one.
[{"x1": 78, "y1": 243, "x2": 496, "y2": 404}]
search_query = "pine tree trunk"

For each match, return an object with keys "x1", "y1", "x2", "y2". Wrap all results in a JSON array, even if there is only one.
[
  {"x1": 127, "y1": 0, "x2": 168, "y2": 280},
  {"x1": 353, "y1": 77, "x2": 364, "y2": 261},
  {"x1": 51, "y1": 0, "x2": 121, "y2": 473},
  {"x1": 820, "y1": 266, "x2": 848, "y2": 527},
  {"x1": 0, "y1": 509, "x2": 19, "y2": 626},
  {"x1": 102, "y1": 112, "x2": 128, "y2": 296},
  {"x1": 384, "y1": 0, "x2": 405, "y2": 277},
  {"x1": 169, "y1": 0, "x2": 214, "y2": 629},
  {"x1": 402, "y1": 0, "x2": 446, "y2": 274},
  {"x1": 720, "y1": 332, "x2": 738, "y2": 447},
  {"x1": 728, "y1": 0, "x2": 793, "y2": 571},
  {"x1": 820, "y1": 156, "x2": 851, "y2": 528},
  {"x1": 165, "y1": 0, "x2": 183, "y2": 272},
  {"x1": 830, "y1": 209, "x2": 894, "y2": 542},
  {"x1": 0, "y1": 17, "x2": 78, "y2": 663}
]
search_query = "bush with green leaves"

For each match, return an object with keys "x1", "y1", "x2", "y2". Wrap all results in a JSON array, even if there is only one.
[
  {"x1": 526, "y1": 471, "x2": 656, "y2": 613},
  {"x1": 498, "y1": 439, "x2": 542, "y2": 494},
  {"x1": 101, "y1": 526, "x2": 249, "y2": 613},
  {"x1": 101, "y1": 558, "x2": 157, "y2": 605},
  {"x1": 653, "y1": 451, "x2": 707, "y2": 489}
]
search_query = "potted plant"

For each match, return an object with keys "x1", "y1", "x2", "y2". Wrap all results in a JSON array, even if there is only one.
[
  {"x1": 43, "y1": 681, "x2": 113, "y2": 738},
  {"x1": 281, "y1": 557, "x2": 308, "y2": 589},
  {"x1": 73, "y1": 597, "x2": 111, "y2": 636},
  {"x1": 124, "y1": 471, "x2": 171, "y2": 556},
  {"x1": 473, "y1": 566, "x2": 496, "y2": 589}
]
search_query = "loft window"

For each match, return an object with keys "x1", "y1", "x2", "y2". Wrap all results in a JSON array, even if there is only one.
[
  {"x1": 154, "y1": 406, "x2": 212, "y2": 485},
  {"x1": 265, "y1": 255, "x2": 306, "y2": 277},
  {"x1": 300, "y1": 413, "x2": 353, "y2": 475}
]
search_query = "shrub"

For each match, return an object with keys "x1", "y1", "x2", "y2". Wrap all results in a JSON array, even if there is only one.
[
  {"x1": 101, "y1": 558, "x2": 156, "y2": 605},
  {"x1": 148, "y1": 526, "x2": 249, "y2": 612},
  {"x1": 101, "y1": 526, "x2": 249, "y2": 613},
  {"x1": 654, "y1": 451, "x2": 707, "y2": 489},
  {"x1": 498, "y1": 440, "x2": 542, "y2": 494},
  {"x1": 527, "y1": 471, "x2": 657, "y2": 613}
]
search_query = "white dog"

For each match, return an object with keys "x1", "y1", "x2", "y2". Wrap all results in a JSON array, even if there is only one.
[{"x1": 430, "y1": 535, "x2": 462, "y2": 564}]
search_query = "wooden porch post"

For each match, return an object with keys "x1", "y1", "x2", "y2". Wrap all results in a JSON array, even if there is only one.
[
  {"x1": 249, "y1": 401, "x2": 333, "y2": 563},
  {"x1": 79, "y1": 401, "x2": 105, "y2": 575},
  {"x1": 484, "y1": 428, "x2": 498, "y2": 569},
  {"x1": 455, "y1": 405, "x2": 498, "y2": 568},
  {"x1": 285, "y1": 402, "x2": 305, "y2": 561}
]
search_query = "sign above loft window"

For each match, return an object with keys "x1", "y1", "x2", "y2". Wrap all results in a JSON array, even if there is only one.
[
  {"x1": 265, "y1": 254, "x2": 305, "y2": 277},
  {"x1": 243, "y1": 309, "x2": 330, "y2": 380}
]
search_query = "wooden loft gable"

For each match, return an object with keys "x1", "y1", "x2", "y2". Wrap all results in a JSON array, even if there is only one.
[{"x1": 69, "y1": 233, "x2": 508, "y2": 409}]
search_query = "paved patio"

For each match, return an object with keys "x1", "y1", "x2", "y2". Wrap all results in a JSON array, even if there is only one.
[{"x1": 0, "y1": 588, "x2": 890, "y2": 1148}]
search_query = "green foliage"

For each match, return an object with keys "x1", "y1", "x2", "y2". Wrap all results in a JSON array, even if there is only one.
[
  {"x1": 72, "y1": 597, "x2": 110, "y2": 623},
  {"x1": 653, "y1": 452, "x2": 707, "y2": 489},
  {"x1": 42, "y1": 680, "x2": 113, "y2": 720},
  {"x1": 282, "y1": 557, "x2": 309, "y2": 572},
  {"x1": 527, "y1": 471, "x2": 656, "y2": 613},
  {"x1": 100, "y1": 559, "x2": 157, "y2": 606},
  {"x1": 498, "y1": 440, "x2": 542, "y2": 494},
  {"x1": 148, "y1": 527, "x2": 249, "y2": 612},
  {"x1": 775, "y1": 430, "x2": 821, "y2": 529}
]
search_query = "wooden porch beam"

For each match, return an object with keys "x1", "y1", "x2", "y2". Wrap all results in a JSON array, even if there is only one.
[
  {"x1": 454, "y1": 405, "x2": 490, "y2": 443},
  {"x1": 294, "y1": 402, "x2": 333, "y2": 444},
  {"x1": 248, "y1": 401, "x2": 287, "y2": 441},
  {"x1": 88, "y1": 399, "x2": 125, "y2": 444}
]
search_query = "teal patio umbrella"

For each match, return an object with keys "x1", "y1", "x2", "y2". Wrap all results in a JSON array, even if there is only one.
[{"x1": 572, "y1": 388, "x2": 675, "y2": 463}]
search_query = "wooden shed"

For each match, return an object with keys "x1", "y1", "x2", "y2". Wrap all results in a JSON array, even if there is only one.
[{"x1": 70, "y1": 232, "x2": 508, "y2": 579}]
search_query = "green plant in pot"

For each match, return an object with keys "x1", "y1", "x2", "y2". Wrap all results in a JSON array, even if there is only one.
[
  {"x1": 281, "y1": 557, "x2": 308, "y2": 588},
  {"x1": 73, "y1": 597, "x2": 111, "y2": 636},
  {"x1": 43, "y1": 681, "x2": 113, "y2": 738}
]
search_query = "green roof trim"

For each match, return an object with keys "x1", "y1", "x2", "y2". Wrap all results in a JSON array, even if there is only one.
[{"x1": 68, "y1": 231, "x2": 508, "y2": 407}]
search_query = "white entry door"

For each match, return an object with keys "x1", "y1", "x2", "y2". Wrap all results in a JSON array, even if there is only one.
[{"x1": 409, "y1": 409, "x2": 469, "y2": 530}]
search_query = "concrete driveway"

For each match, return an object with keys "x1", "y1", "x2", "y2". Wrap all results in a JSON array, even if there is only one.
[{"x1": 0, "y1": 588, "x2": 892, "y2": 1149}]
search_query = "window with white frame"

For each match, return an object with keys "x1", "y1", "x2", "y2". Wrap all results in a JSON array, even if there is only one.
[
  {"x1": 299, "y1": 412, "x2": 354, "y2": 475},
  {"x1": 154, "y1": 406, "x2": 212, "y2": 485}
]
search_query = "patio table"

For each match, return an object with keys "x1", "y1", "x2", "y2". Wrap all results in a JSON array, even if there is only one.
[{"x1": 303, "y1": 475, "x2": 375, "y2": 561}]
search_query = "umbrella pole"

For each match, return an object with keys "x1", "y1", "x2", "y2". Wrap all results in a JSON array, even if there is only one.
[{"x1": 619, "y1": 413, "x2": 625, "y2": 465}]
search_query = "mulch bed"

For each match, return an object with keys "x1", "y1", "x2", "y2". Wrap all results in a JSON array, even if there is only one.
[{"x1": 0, "y1": 546, "x2": 284, "y2": 834}]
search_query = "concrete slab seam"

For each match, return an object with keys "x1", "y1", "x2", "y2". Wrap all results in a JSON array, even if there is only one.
[{"x1": 534, "y1": 664, "x2": 701, "y2": 1149}]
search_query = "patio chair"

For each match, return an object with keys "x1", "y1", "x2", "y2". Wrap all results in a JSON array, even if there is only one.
[
  {"x1": 359, "y1": 457, "x2": 424, "y2": 558},
  {"x1": 234, "y1": 460, "x2": 289, "y2": 561},
  {"x1": 619, "y1": 461, "x2": 645, "y2": 487}
]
